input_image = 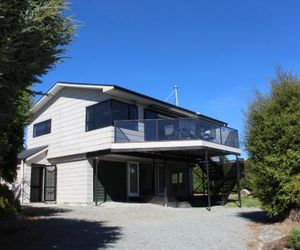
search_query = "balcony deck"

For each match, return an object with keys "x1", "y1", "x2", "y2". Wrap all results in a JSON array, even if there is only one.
[{"x1": 112, "y1": 118, "x2": 240, "y2": 155}]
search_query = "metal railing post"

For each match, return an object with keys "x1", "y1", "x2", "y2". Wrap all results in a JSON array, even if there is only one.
[
  {"x1": 114, "y1": 121, "x2": 116, "y2": 143},
  {"x1": 156, "y1": 119, "x2": 158, "y2": 140}
]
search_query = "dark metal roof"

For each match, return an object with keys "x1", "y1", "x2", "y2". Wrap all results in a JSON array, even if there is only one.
[{"x1": 18, "y1": 146, "x2": 48, "y2": 160}]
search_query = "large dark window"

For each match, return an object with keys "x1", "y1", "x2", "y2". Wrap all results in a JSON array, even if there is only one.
[
  {"x1": 86, "y1": 99, "x2": 138, "y2": 131},
  {"x1": 144, "y1": 109, "x2": 159, "y2": 141},
  {"x1": 144, "y1": 109, "x2": 158, "y2": 119},
  {"x1": 33, "y1": 119, "x2": 51, "y2": 137}
]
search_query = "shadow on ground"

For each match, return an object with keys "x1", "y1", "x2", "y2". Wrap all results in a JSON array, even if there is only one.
[
  {"x1": 21, "y1": 206, "x2": 72, "y2": 217},
  {"x1": 237, "y1": 210, "x2": 281, "y2": 224},
  {"x1": 0, "y1": 206, "x2": 122, "y2": 250}
]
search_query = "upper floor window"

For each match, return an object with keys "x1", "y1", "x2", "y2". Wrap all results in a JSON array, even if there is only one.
[
  {"x1": 144, "y1": 108, "x2": 177, "y2": 119},
  {"x1": 144, "y1": 109, "x2": 159, "y2": 119},
  {"x1": 33, "y1": 119, "x2": 51, "y2": 137},
  {"x1": 86, "y1": 99, "x2": 138, "y2": 131}
]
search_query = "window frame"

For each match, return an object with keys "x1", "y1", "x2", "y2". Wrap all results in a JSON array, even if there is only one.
[{"x1": 33, "y1": 119, "x2": 51, "y2": 138}]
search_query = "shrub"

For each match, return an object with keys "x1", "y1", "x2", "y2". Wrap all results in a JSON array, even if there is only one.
[
  {"x1": 288, "y1": 229, "x2": 300, "y2": 250},
  {"x1": 244, "y1": 70, "x2": 300, "y2": 218},
  {"x1": 0, "y1": 184, "x2": 20, "y2": 219}
]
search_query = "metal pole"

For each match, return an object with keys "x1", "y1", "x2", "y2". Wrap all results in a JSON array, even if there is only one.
[
  {"x1": 164, "y1": 159, "x2": 168, "y2": 207},
  {"x1": 156, "y1": 119, "x2": 158, "y2": 140},
  {"x1": 236, "y1": 155, "x2": 242, "y2": 207},
  {"x1": 202, "y1": 163, "x2": 205, "y2": 196},
  {"x1": 205, "y1": 149, "x2": 211, "y2": 211},
  {"x1": 153, "y1": 158, "x2": 156, "y2": 196},
  {"x1": 174, "y1": 84, "x2": 179, "y2": 107},
  {"x1": 186, "y1": 161, "x2": 189, "y2": 199}
]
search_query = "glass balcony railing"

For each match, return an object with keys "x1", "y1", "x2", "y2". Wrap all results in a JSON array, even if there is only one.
[{"x1": 114, "y1": 118, "x2": 239, "y2": 148}]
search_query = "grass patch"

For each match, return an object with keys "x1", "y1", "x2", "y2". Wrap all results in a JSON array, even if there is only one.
[{"x1": 226, "y1": 194, "x2": 261, "y2": 208}]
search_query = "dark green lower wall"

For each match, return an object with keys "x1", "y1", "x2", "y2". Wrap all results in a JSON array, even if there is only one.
[
  {"x1": 95, "y1": 160, "x2": 127, "y2": 202},
  {"x1": 93, "y1": 159, "x2": 191, "y2": 203}
]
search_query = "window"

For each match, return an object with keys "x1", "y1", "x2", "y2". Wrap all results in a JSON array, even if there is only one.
[
  {"x1": 86, "y1": 100, "x2": 111, "y2": 131},
  {"x1": 33, "y1": 119, "x2": 51, "y2": 137},
  {"x1": 144, "y1": 109, "x2": 158, "y2": 119},
  {"x1": 86, "y1": 99, "x2": 138, "y2": 131}
]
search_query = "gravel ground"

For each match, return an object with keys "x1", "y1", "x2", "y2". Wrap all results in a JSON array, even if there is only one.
[{"x1": 5, "y1": 203, "x2": 261, "y2": 250}]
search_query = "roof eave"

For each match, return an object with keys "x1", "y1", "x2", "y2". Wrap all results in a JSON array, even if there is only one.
[{"x1": 30, "y1": 81, "x2": 228, "y2": 126}]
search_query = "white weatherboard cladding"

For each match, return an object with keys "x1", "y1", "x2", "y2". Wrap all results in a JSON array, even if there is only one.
[
  {"x1": 27, "y1": 88, "x2": 113, "y2": 158},
  {"x1": 87, "y1": 159, "x2": 94, "y2": 203},
  {"x1": 22, "y1": 163, "x2": 31, "y2": 204},
  {"x1": 56, "y1": 159, "x2": 92, "y2": 204}
]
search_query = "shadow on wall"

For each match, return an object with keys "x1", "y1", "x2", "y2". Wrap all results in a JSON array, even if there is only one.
[{"x1": 1, "y1": 206, "x2": 122, "y2": 249}]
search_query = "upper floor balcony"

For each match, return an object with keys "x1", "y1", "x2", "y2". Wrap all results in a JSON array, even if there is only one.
[{"x1": 114, "y1": 118, "x2": 239, "y2": 149}]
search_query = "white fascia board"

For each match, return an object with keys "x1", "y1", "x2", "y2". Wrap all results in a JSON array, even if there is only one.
[
  {"x1": 31, "y1": 82, "x2": 115, "y2": 114},
  {"x1": 111, "y1": 140, "x2": 241, "y2": 155}
]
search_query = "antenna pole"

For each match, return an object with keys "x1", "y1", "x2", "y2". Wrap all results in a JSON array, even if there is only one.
[{"x1": 174, "y1": 84, "x2": 179, "y2": 107}]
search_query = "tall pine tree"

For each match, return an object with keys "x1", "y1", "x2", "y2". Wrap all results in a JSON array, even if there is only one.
[{"x1": 0, "y1": 0, "x2": 75, "y2": 182}]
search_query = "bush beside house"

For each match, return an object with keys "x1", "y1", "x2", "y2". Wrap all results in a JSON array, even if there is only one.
[
  {"x1": 0, "y1": 184, "x2": 20, "y2": 219},
  {"x1": 244, "y1": 70, "x2": 300, "y2": 219}
]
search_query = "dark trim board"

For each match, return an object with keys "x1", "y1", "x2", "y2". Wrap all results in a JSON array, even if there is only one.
[{"x1": 87, "y1": 149, "x2": 112, "y2": 158}]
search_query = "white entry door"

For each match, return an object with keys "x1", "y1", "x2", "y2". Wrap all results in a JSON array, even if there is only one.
[{"x1": 127, "y1": 162, "x2": 139, "y2": 197}]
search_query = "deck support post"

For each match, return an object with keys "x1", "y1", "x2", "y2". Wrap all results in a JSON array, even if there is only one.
[
  {"x1": 186, "y1": 161, "x2": 189, "y2": 200},
  {"x1": 205, "y1": 149, "x2": 211, "y2": 211},
  {"x1": 94, "y1": 157, "x2": 99, "y2": 206},
  {"x1": 164, "y1": 159, "x2": 168, "y2": 207},
  {"x1": 153, "y1": 158, "x2": 156, "y2": 196},
  {"x1": 202, "y1": 164, "x2": 205, "y2": 196},
  {"x1": 236, "y1": 155, "x2": 242, "y2": 207}
]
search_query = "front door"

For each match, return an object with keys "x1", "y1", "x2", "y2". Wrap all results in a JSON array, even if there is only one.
[
  {"x1": 30, "y1": 166, "x2": 43, "y2": 202},
  {"x1": 44, "y1": 166, "x2": 56, "y2": 201},
  {"x1": 170, "y1": 167, "x2": 186, "y2": 196},
  {"x1": 127, "y1": 162, "x2": 139, "y2": 197},
  {"x1": 30, "y1": 165, "x2": 56, "y2": 202}
]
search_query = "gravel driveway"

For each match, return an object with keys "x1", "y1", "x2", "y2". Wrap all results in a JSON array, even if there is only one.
[{"x1": 3, "y1": 203, "x2": 261, "y2": 250}]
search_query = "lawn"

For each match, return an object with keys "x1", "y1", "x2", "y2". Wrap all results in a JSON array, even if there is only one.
[{"x1": 226, "y1": 194, "x2": 261, "y2": 208}]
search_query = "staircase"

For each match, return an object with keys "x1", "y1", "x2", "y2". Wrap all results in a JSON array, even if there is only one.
[{"x1": 198, "y1": 157, "x2": 243, "y2": 205}]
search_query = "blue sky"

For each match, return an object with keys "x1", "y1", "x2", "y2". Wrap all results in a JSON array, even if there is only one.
[{"x1": 37, "y1": 0, "x2": 300, "y2": 157}]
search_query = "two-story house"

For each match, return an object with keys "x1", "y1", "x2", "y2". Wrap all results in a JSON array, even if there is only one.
[{"x1": 16, "y1": 82, "x2": 242, "y2": 207}]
